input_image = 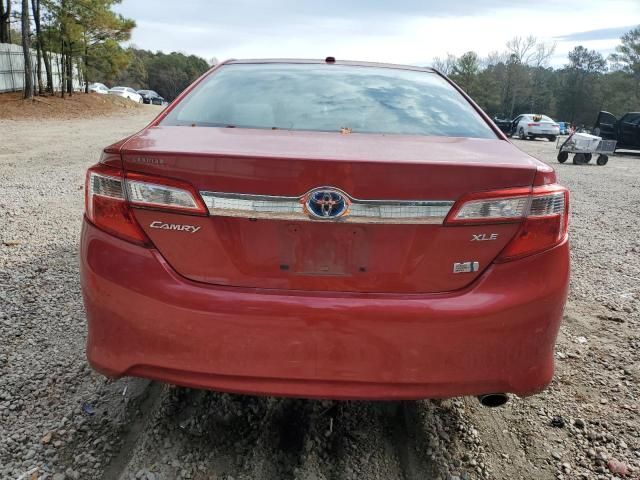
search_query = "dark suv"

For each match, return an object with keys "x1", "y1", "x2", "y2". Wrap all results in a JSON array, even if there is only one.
[{"x1": 594, "y1": 111, "x2": 640, "y2": 151}]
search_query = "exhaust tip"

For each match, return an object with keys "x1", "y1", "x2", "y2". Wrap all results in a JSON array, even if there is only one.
[{"x1": 477, "y1": 393, "x2": 508, "y2": 407}]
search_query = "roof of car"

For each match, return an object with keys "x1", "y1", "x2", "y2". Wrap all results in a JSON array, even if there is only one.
[{"x1": 224, "y1": 58, "x2": 435, "y2": 73}]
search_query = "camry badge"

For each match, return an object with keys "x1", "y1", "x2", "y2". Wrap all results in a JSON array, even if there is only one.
[
  {"x1": 149, "y1": 221, "x2": 201, "y2": 233},
  {"x1": 305, "y1": 188, "x2": 349, "y2": 219}
]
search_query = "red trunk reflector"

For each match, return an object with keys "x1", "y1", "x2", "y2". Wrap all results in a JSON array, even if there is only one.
[
  {"x1": 446, "y1": 184, "x2": 569, "y2": 261},
  {"x1": 85, "y1": 158, "x2": 208, "y2": 245}
]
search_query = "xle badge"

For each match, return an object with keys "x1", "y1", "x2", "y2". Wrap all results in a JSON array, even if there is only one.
[
  {"x1": 453, "y1": 261, "x2": 480, "y2": 273},
  {"x1": 472, "y1": 233, "x2": 498, "y2": 241}
]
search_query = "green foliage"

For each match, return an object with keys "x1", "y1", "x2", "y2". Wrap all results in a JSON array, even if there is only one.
[
  {"x1": 86, "y1": 39, "x2": 132, "y2": 84},
  {"x1": 115, "y1": 48, "x2": 210, "y2": 100},
  {"x1": 441, "y1": 27, "x2": 640, "y2": 126},
  {"x1": 610, "y1": 26, "x2": 640, "y2": 98},
  {"x1": 554, "y1": 47, "x2": 607, "y2": 125}
]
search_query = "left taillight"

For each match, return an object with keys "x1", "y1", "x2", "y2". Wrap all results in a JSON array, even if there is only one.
[
  {"x1": 85, "y1": 160, "x2": 207, "y2": 246},
  {"x1": 124, "y1": 171, "x2": 207, "y2": 214},
  {"x1": 85, "y1": 164, "x2": 150, "y2": 245}
]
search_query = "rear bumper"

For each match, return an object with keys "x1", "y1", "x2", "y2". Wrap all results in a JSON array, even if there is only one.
[
  {"x1": 530, "y1": 129, "x2": 560, "y2": 137},
  {"x1": 80, "y1": 220, "x2": 569, "y2": 400}
]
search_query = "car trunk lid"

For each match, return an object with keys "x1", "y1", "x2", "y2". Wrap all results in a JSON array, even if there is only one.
[{"x1": 122, "y1": 126, "x2": 538, "y2": 293}]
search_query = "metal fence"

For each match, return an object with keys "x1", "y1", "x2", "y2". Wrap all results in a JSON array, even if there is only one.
[{"x1": 0, "y1": 42, "x2": 80, "y2": 93}]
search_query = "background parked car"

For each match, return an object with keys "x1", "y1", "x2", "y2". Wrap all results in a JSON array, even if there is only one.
[
  {"x1": 88, "y1": 82, "x2": 109, "y2": 94},
  {"x1": 557, "y1": 121, "x2": 570, "y2": 135},
  {"x1": 493, "y1": 117, "x2": 513, "y2": 134},
  {"x1": 510, "y1": 114, "x2": 560, "y2": 141},
  {"x1": 108, "y1": 87, "x2": 143, "y2": 103},
  {"x1": 594, "y1": 111, "x2": 640, "y2": 151},
  {"x1": 137, "y1": 90, "x2": 165, "y2": 105}
]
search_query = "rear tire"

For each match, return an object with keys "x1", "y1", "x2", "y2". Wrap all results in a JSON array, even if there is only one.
[
  {"x1": 597, "y1": 154, "x2": 609, "y2": 166},
  {"x1": 557, "y1": 151, "x2": 569, "y2": 163},
  {"x1": 518, "y1": 127, "x2": 526, "y2": 140},
  {"x1": 573, "y1": 153, "x2": 587, "y2": 165},
  {"x1": 584, "y1": 153, "x2": 592, "y2": 163},
  {"x1": 548, "y1": 135, "x2": 557, "y2": 142}
]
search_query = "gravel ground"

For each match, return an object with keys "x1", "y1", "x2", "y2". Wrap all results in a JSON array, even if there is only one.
[{"x1": 1, "y1": 111, "x2": 638, "y2": 480}]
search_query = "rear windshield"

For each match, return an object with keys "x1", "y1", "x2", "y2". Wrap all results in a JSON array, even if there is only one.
[{"x1": 160, "y1": 63, "x2": 497, "y2": 139}]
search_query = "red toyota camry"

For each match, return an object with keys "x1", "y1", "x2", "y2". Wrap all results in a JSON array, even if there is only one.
[{"x1": 80, "y1": 59, "x2": 569, "y2": 404}]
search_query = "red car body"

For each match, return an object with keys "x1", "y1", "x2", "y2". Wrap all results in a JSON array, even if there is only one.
[{"x1": 80, "y1": 59, "x2": 570, "y2": 400}]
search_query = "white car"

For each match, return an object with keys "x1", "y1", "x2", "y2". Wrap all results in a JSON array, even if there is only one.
[
  {"x1": 108, "y1": 87, "x2": 143, "y2": 103},
  {"x1": 511, "y1": 114, "x2": 560, "y2": 142},
  {"x1": 88, "y1": 83, "x2": 109, "y2": 94}
]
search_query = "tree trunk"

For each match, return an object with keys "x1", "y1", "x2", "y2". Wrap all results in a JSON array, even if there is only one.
[
  {"x1": 83, "y1": 33, "x2": 89, "y2": 93},
  {"x1": 43, "y1": 49, "x2": 53, "y2": 93},
  {"x1": 66, "y1": 44, "x2": 73, "y2": 95},
  {"x1": 60, "y1": 0, "x2": 66, "y2": 97},
  {"x1": 21, "y1": 0, "x2": 34, "y2": 99},
  {"x1": 31, "y1": 0, "x2": 46, "y2": 95},
  {"x1": 60, "y1": 42, "x2": 65, "y2": 98},
  {"x1": 509, "y1": 89, "x2": 517, "y2": 118},
  {"x1": 33, "y1": 0, "x2": 53, "y2": 94},
  {"x1": 35, "y1": 45, "x2": 43, "y2": 95},
  {"x1": 0, "y1": 0, "x2": 11, "y2": 44}
]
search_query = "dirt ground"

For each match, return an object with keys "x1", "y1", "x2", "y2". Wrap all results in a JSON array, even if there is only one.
[
  {"x1": 0, "y1": 92, "x2": 143, "y2": 120},
  {"x1": 0, "y1": 109, "x2": 638, "y2": 480}
]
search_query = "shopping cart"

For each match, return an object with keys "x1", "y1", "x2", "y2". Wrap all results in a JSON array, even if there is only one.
[{"x1": 556, "y1": 132, "x2": 617, "y2": 165}]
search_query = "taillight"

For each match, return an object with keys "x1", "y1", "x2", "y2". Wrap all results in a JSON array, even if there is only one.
[
  {"x1": 446, "y1": 184, "x2": 569, "y2": 261},
  {"x1": 125, "y1": 171, "x2": 207, "y2": 214},
  {"x1": 527, "y1": 123, "x2": 541, "y2": 127},
  {"x1": 85, "y1": 160, "x2": 207, "y2": 245}
]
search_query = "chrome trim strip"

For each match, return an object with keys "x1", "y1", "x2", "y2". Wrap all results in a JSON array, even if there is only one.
[{"x1": 200, "y1": 190, "x2": 453, "y2": 224}]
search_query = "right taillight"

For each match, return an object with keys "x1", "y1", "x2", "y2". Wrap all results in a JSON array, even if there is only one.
[{"x1": 446, "y1": 184, "x2": 569, "y2": 262}]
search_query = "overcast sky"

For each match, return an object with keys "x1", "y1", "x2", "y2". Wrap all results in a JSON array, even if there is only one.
[{"x1": 114, "y1": 0, "x2": 639, "y2": 67}]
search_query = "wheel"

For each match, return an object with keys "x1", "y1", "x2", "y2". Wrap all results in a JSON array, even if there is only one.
[
  {"x1": 584, "y1": 153, "x2": 592, "y2": 163},
  {"x1": 548, "y1": 135, "x2": 557, "y2": 142},
  {"x1": 557, "y1": 151, "x2": 569, "y2": 163},
  {"x1": 518, "y1": 127, "x2": 526, "y2": 140},
  {"x1": 597, "y1": 154, "x2": 609, "y2": 166},
  {"x1": 573, "y1": 153, "x2": 587, "y2": 165}
]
